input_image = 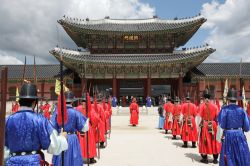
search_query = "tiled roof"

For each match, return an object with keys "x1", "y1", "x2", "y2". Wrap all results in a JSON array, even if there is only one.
[
  {"x1": 50, "y1": 46, "x2": 215, "y2": 65},
  {"x1": 193, "y1": 63, "x2": 250, "y2": 78},
  {"x1": 58, "y1": 15, "x2": 206, "y2": 32},
  {"x1": 0, "y1": 65, "x2": 67, "y2": 80}
]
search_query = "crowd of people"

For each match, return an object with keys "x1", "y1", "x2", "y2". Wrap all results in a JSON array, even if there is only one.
[
  {"x1": 157, "y1": 89, "x2": 250, "y2": 165},
  {"x1": 5, "y1": 83, "x2": 250, "y2": 166},
  {"x1": 5, "y1": 83, "x2": 113, "y2": 166}
]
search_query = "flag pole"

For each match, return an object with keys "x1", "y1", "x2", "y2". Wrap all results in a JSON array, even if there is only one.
[{"x1": 60, "y1": 55, "x2": 65, "y2": 166}]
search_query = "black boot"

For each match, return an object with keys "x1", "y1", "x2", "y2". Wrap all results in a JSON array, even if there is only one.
[
  {"x1": 89, "y1": 158, "x2": 97, "y2": 164},
  {"x1": 165, "y1": 130, "x2": 168, "y2": 134},
  {"x1": 100, "y1": 142, "x2": 105, "y2": 149},
  {"x1": 192, "y1": 142, "x2": 197, "y2": 148},
  {"x1": 213, "y1": 154, "x2": 219, "y2": 164},
  {"x1": 172, "y1": 135, "x2": 177, "y2": 140},
  {"x1": 200, "y1": 154, "x2": 208, "y2": 164},
  {"x1": 182, "y1": 141, "x2": 188, "y2": 148}
]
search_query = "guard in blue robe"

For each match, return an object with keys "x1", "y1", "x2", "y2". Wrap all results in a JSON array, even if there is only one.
[
  {"x1": 146, "y1": 96, "x2": 152, "y2": 107},
  {"x1": 4, "y1": 83, "x2": 68, "y2": 166},
  {"x1": 217, "y1": 89, "x2": 250, "y2": 166},
  {"x1": 112, "y1": 96, "x2": 117, "y2": 107},
  {"x1": 51, "y1": 91, "x2": 89, "y2": 166}
]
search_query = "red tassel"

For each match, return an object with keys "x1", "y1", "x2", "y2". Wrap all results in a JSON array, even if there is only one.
[{"x1": 57, "y1": 93, "x2": 68, "y2": 126}]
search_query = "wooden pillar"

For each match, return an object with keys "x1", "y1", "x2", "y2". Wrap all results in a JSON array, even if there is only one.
[
  {"x1": 196, "y1": 80, "x2": 200, "y2": 103},
  {"x1": 81, "y1": 78, "x2": 87, "y2": 94},
  {"x1": 0, "y1": 67, "x2": 8, "y2": 166},
  {"x1": 112, "y1": 77, "x2": 117, "y2": 97},
  {"x1": 146, "y1": 77, "x2": 151, "y2": 97},
  {"x1": 178, "y1": 74, "x2": 183, "y2": 100}
]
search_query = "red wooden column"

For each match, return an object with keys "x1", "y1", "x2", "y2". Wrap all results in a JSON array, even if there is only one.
[
  {"x1": 146, "y1": 77, "x2": 151, "y2": 97},
  {"x1": 112, "y1": 77, "x2": 117, "y2": 97},
  {"x1": 196, "y1": 79, "x2": 200, "y2": 103},
  {"x1": 0, "y1": 67, "x2": 8, "y2": 166},
  {"x1": 41, "y1": 80, "x2": 45, "y2": 98},
  {"x1": 178, "y1": 73, "x2": 183, "y2": 100}
]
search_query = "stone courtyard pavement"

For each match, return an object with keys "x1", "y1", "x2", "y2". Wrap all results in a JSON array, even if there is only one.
[{"x1": 42, "y1": 107, "x2": 250, "y2": 166}]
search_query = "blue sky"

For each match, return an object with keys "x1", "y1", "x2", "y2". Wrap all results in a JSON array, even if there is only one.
[{"x1": 141, "y1": 0, "x2": 223, "y2": 47}]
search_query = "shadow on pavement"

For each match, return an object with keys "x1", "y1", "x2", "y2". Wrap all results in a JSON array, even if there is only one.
[
  {"x1": 184, "y1": 153, "x2": 201, "y2": 163},
  {"x1": 172, "y1": 141, "x2": 183, "y2": 148},
  {"x1": 164, "y1": 135, "x2": 173, "y2": 140}
]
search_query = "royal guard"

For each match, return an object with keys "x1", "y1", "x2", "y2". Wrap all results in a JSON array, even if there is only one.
[
  {"x1": 217, "y1": 88, "x2": 250, "y2": 166},
  {"x1": 95, "y1": 95, "x2": 107, "y2": 149},
  {"x1": 4, "y1": 83, "x2": 68, "y2": 165},
  {"x1": 171, "y1": 96, "x2": 182, "y2": 140},
  {"x1": 129, "y1": 97, "x2": 139, "y2": 126},
  {"x1": 11, "y1": 101, "x2": 19, "y2": 114},
  {"x1": 41, "y1": 100, "x2": 51, "y2": 119},
  {"x1": 197, "y1": 89, "x2": 221, "y2": 164},
  {"x1": 51, "y1": 91, "x2": 89, "y2": 166},
  {"x1": 104, "y1": 97, "x2": 112, "y2": 133},
  {"x1": 181, "y1": 93, "x2": 198, "y2": 148},
  {"x1": 163, "y1": 96, "x2": 173, "y2": 134},
  {"x1": 76, "y1": 95, "x2": 97, "y2": 164}
]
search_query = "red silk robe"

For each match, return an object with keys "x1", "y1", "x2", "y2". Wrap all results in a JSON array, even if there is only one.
[
  {"x1": 103, "y1": 102, "x2": 111, "y2": 132},
  {"x1": 171, "y1": 104, "x2": 182, "y2": 136},
  {"x1": 41, "y1": 103, "x2": 51, "y2": 119},
  {"x1": 96, "y1": 104, "x2": 106, "y2": 142},
  {"x1": 129, "y1": 102, "x2": 139, "y2": 125},
  {"x1": 164, "y1": 102, "x2": 173, "y2": 130},
  {"x1": 181, "y1": 102, "x2": 198, "y2": 142},
  {"x1": 76, "y1": 105, "x2": 97, "y2": 158},
  {"x1": 198, "y1": 102, "x2": 221, "y2": 154}
]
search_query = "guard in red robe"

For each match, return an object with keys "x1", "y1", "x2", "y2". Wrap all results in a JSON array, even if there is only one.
[
  {"x1": 11, "y1": 101, "x2": 19, "y2": 113},
  {"x1": 129, "y1": 98, "x2": 139, "y2": 126},
  {"x1": 41, "y1": 100, "x2": 51, "y2": 119},
  {"x1": 197, "y1": 89, "x2": 221, "y2": 164},
  {"x1": 163, "y1": 96, "x2": 173, "y2": 134},
  {"x1": 181, "y1": 93, "x2": 198, "y2": 148},
  {"x1": 76, "y1": 97, "x2": 97, "y2": 164},
  {"x1": 103, "y1": 98, "x2": 112, "y2": 133},
  {"x1": 171, "y1": 97, "x2": 182, "y2": 139},
  {"x1": 94, "y1": 96, "x2": 106, "y2": 148}
]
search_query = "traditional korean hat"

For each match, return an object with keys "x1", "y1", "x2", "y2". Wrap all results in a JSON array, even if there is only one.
[
  {"x1": 227, "y1": 88, "x2": 237, "y2": 101},
  {"x1": 16, "y1": 83, "x2": 42, "y2": 99},
  {"x1": 76, "y1": 93, "x2": 86, "y2": 102},
  {"x1": 167, "y1": 96, "x2": 172, "y2": 101},
  {"x1": 174, "y1": 96, "x2": 180, "y2": 102},
  {"x1": 64, "y1": 91, "x2": 77, "y2": 103},
  {"x1": 203, "y1": 88, "x2": 211, "y2": 99}
]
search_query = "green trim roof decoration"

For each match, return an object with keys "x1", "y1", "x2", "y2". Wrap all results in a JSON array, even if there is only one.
[{"x1": 58, "y1": 14, "x2": 206, "y2": 48}]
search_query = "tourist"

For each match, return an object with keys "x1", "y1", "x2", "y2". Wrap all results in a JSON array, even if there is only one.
[
  {"x1": 51, "y1": 91, "x2": 89, "y2": 166},
  {"x1": 4, "y1": 83, "x2": 68, "y2": 165},
  {"x1": 171, "y1": 96, "x2": 182, "y2": 140},
  {"x1": 163, "y1": 96, "x2": 173, "y2": 134},
  {"x1": 146, "y1": 95, "x2": 152, "y2": 107},
  {"x1": 112, "y1": 96, "x2": 117, "y2": 107},
  {"x1": 129, "y1": 97, "x2": 139, "y2": 126},
  {"x1": 158, "y1": 104, "x2": 165, "y2": 129},
  {"x1": 217, "y1": 88, "x2": 250, "y2": 166},
  {"x1": 181, "y1": 93, "x2": 198, "y2": 148},
  {"x1": 197, "y1": 89, "x2": 221, "y2": 164}
]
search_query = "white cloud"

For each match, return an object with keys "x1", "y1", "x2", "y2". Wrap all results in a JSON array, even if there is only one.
[
  {"x1": 0, "y1": 0, "x2": 155, "y2": 64},
  {"x1": 201, "y1": 0, "x2": 250, "y2": 62},
  {"x1": 0, "y1": 51, "x2": 23, "y2": 65}
]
